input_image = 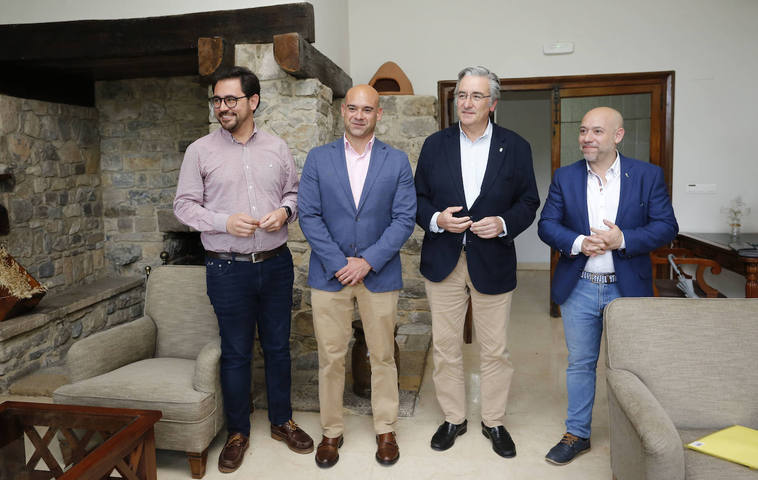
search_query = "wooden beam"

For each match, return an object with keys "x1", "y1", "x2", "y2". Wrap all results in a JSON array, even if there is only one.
[
  {"x1": 0, "y1": 3, "x2": 315, "y2": 64},
  {"x1": 198, "y1": 37, "x2": 235, "y2": 83},
  {"x1": 273, "y1": 32, "x2": 352, "y2": 98}
]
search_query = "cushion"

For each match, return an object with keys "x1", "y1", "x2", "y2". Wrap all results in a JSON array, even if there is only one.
[
  {"x1": 53, "y1": 358, "x2": 215, "y2": 424},
  {"x1": 144, "y1": 265, "x2": 219, "y2": 360},
  {"x1": 605, "y1": 298, "x2": 758, "y2": 429}
]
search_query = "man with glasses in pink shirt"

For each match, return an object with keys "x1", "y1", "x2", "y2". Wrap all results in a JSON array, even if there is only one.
[
  {"x1": 298, "y1": 84, "x2": 416, "y2": 468},
  {"x1": 174, "y1": 66, "x2": 313, "y2": 473}
]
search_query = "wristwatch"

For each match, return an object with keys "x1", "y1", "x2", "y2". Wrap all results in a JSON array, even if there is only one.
[{"x1": 283, "y1": 206, "x2": 292, "y2": 219}]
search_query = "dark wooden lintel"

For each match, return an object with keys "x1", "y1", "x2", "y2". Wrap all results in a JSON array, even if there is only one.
[
  {"x1": 273, "y1": 32, "x2": 352, "y2": 98},
  {"x1": 0, "y1": 3, "x2": 316, "y2": 105},
  {"x1": 0, "y1": 3, "x2": 314, "y2": 63}
]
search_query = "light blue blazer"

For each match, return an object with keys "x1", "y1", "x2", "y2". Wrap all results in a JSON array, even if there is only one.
[{"x1": 298, "y1": 138, "x2": 416, "y2": 292}]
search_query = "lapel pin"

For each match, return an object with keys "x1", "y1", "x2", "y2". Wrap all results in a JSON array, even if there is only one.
[
  {"x1": 499, "y1": 147, "x2": 503, "y2": 152},
  {"x1": 625, "y1": 172, "x2": 629, "y2": 178}
]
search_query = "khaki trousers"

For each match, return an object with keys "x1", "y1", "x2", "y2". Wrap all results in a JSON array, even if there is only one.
[
  {"x1": 311, "y1": 285, "x2": 399, "y2": 437},
  {"x1": 425, "y1": 251, "x2": 514, "y2": 428}
]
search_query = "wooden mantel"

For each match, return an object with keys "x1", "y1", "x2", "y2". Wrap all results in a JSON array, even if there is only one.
[{"x1": 0, "y1": 2, "x2": 350, "y2": 105}]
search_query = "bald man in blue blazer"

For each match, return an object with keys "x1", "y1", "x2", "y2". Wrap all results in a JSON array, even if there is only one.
[
  {"x1": 538, "y1": 107, "x2": 677, "y2": 465},
  {"x1": 298, "y1": 85, "x2": 416, "y2": 468}
]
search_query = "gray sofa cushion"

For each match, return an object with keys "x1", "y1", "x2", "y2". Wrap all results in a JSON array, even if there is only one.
[
  {"x1": 66, "y1": 315, "x2": 156, "y2": 383},
  {"x1": 54, "y1": 357, "x2": 215, "y2": 424},
  {"x1": 145, "y1": 265, "x2": 219, "y2": 360},
  {"x1": 605, "y1": 297, "x2": 758, "y2": 430}
]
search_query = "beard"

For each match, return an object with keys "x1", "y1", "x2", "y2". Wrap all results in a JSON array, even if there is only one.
[{"x1": 217, "y1": 112, "x2": 239, "y2": 132}]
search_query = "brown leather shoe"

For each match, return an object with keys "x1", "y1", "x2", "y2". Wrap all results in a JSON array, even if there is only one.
[
  {"x1": 315, "y1": 435, "x2": 343, "y2": 468},
  {"x1": 271, "y1": 419, "x2": 314, "y2": 453},
  {"x1": 375, "y1": 432, "x2": 399, "y2": 465},
  {"x1": 218, "y1": 432, "x2": 249, "y2": 473}
]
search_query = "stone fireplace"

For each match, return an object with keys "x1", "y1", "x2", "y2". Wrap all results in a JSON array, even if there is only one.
[{"x1": 0, "y1": 5, "x2": 437, "y2": 404}]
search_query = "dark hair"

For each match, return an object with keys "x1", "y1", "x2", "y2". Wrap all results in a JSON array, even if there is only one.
[{"x1": 212, "y1": 66, "x2": 261, "y2": 99}]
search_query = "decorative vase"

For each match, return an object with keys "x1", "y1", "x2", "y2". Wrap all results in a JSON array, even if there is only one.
[{"x1": 730, "y1": 222, "x2": 741, "y2": 240}]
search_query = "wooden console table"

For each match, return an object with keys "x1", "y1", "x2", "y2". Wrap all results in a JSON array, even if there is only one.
[
  {"x1": 0, "y1": 401, "x2": 161, "y2": 480},
  {"x1": 676, "y1": 232, "x2": 758, "y2": 298}
]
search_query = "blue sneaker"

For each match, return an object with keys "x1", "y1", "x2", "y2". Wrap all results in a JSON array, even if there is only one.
[{"x1": 545, "y1": 433, "x2": 591, "y2": 465}]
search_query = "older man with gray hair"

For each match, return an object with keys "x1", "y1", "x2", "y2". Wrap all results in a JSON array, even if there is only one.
[{"x1": 414, "y1": 66, "x2": 540, "y2": 458}]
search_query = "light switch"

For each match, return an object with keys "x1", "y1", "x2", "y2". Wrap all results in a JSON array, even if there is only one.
[
  {"x1": 686, "y1": 183, "x2": 717, "y2": 194},
  {"x1": 543, "y1": 42, "x2": 574, "y2": 55}
]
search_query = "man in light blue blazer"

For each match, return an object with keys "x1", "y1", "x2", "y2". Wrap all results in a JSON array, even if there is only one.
[
  {"x1": 298, "y1": 85, "x2": 416, "y2": 468},
  {"x1": 538, "y1": 107, "x2": 678, "y2": 465}
]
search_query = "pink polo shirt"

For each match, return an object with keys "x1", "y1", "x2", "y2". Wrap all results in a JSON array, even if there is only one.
[{"x1": 344, "y1": 135, "x2": 375, "y2": 208}]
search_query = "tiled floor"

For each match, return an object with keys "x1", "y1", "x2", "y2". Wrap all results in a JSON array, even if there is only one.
[{"x1": 1, "y1": 270, "x2": 613, "y2": 479}]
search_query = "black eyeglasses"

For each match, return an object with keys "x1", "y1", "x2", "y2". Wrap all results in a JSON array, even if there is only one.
[
  {"x1": 209, "y1": 95, "x2": 250, "y2": 109},
  {"x1": 456, "y1": 92, "x2": 491, "y2": 103}
]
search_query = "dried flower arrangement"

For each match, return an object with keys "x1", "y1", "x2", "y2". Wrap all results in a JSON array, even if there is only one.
[{"x1": 0, "y1": 246, "x2": 47, "y2": 321}]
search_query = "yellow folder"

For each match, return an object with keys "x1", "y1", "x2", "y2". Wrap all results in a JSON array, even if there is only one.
[{"x1": 686, "y1": 425, "x2": 758, "y2": 469}]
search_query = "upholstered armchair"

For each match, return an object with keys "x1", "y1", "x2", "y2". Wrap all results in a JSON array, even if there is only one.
[
  {"x1": 54, "y1": 265, "x2": 223, "y2": 478},
  {"x1": 604, "y1": 297, "x2": 758, "y2": 480}
]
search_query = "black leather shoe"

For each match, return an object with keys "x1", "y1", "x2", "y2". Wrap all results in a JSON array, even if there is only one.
[
  {"x1": 481, "y1": 422, "x2": 516, "y2": 458},
  {"x1": 430, "y1": 420, "x2": 467, "y2": 451}
]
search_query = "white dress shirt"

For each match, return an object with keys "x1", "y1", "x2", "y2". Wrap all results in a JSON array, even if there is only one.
[
  {"x1": 430, "y1": 122, "x2": 506, "y2": 237},
  {"x1": 570, "y1": 153, "x2": 626, "y2": 273}
]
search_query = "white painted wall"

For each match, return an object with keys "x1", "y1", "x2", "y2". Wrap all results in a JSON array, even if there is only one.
[
  {"x1": 496, "y1": 92, "x2": 552, "y2": 267},
  {"x1": 348, "y1": 0, "x2": 758, "y2": 234},
  {"x1": 0, "y1": 0, "x2": 350, "y2": 73}
]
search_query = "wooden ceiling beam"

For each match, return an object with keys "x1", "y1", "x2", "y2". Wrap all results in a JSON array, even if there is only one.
[
  {"x1": 273, "y1": 32, "x2": 352, "y2": 98},
  {"x1": 0, "y1": 3, "x2": 315, "y2": 64}
]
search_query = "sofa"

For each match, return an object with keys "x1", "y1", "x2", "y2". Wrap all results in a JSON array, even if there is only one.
[{"x1": 604, "y1": 297, "x2": 758, "y2": 480}]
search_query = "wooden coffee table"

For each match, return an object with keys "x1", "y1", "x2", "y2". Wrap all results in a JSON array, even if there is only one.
[{"x1": 0, "y1": 401, "x2": 161, "y2": 480}]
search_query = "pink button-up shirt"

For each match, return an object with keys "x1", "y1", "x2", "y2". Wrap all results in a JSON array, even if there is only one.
[
  {"x1": 174, "y1": 126, "x2": 299, "y2": 254},
  {"x1": 344, "y1": 135, "x2": 374, "y2": 208}
]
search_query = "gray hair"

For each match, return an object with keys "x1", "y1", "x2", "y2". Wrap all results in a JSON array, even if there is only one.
[{"x1": 455, "y1": 66, "x2": 500, "y2": 105}]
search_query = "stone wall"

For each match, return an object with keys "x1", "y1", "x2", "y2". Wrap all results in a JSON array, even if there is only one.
[
  {"x1": 0, "y1": 277, "x2": 144, "y2": 392},
  {"x1": 0, "y1": 94, "x2": 103, "y2": 293},
  {"x1": 97, "y1": 77, "x2": 209, "y2": 275}
]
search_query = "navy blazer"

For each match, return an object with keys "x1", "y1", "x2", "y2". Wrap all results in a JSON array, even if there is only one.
[
  {"x1": 538, "y1": 155, "x2": 678, "y2": 305},
  {"x1": 298, "y1": 138, "x2": 416, "y2": 293},
  {"x1": 415, "y1": 123, "x2": 540, "y2": 295}
]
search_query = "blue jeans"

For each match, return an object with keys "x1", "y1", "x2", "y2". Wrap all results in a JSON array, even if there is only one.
[
  {"x1": 205, "y1": 247, "x2": 294, "y2": 435},
  {"x1": 560, "y1": 277, "x2": 620, "y2": 439}
]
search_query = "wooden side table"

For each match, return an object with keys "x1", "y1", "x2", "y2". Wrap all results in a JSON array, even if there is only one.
[{"x1": 0, "y1": 401, "x2": 161, "y2": 480}]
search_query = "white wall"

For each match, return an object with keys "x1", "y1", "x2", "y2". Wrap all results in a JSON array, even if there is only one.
[
  {"x1": 348, "y1": 0, "x2": 758, "y2": 234},
  {"x1": 496, "y1": 92, "x2": 552, "y2": 267},
  {"x1": 0, "y1": 0, "x2": 350, "y2": 73}
]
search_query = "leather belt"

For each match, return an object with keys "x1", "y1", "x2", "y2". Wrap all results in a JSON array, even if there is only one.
[
  {"x1": 580, "y1": 271, "x2": 617, "y2": 284},
  {"x1": 206, "y1": 244, "x2": 286, "y2": 264}
]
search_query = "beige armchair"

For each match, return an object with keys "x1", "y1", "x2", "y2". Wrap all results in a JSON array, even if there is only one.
[
  {"x1": 53, "y1": 265, "x2": 223, "y2": 478},
  {"x1": 604, "y1": 297, "x2": 758, "y2": 480}
]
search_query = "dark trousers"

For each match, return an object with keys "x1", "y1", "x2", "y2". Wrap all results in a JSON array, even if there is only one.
[{"x1": 205, "y1": 247, "x2": 294, "y2": 435}]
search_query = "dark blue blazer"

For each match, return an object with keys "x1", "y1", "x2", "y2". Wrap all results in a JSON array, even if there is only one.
[
  {"x1": 298, "y1": 138, "x2": 416, "y2": 293},
  {"x1": 537, "y1": 155, "x2": 678, "y2": 305},
  {"x1": 415, "y1": 124, "x2": 540, "y2": 295}
]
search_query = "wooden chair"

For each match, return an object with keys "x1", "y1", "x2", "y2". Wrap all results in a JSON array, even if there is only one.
[{"x1": 650, "y1": 247, "x2": 725, "y2": 298}]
